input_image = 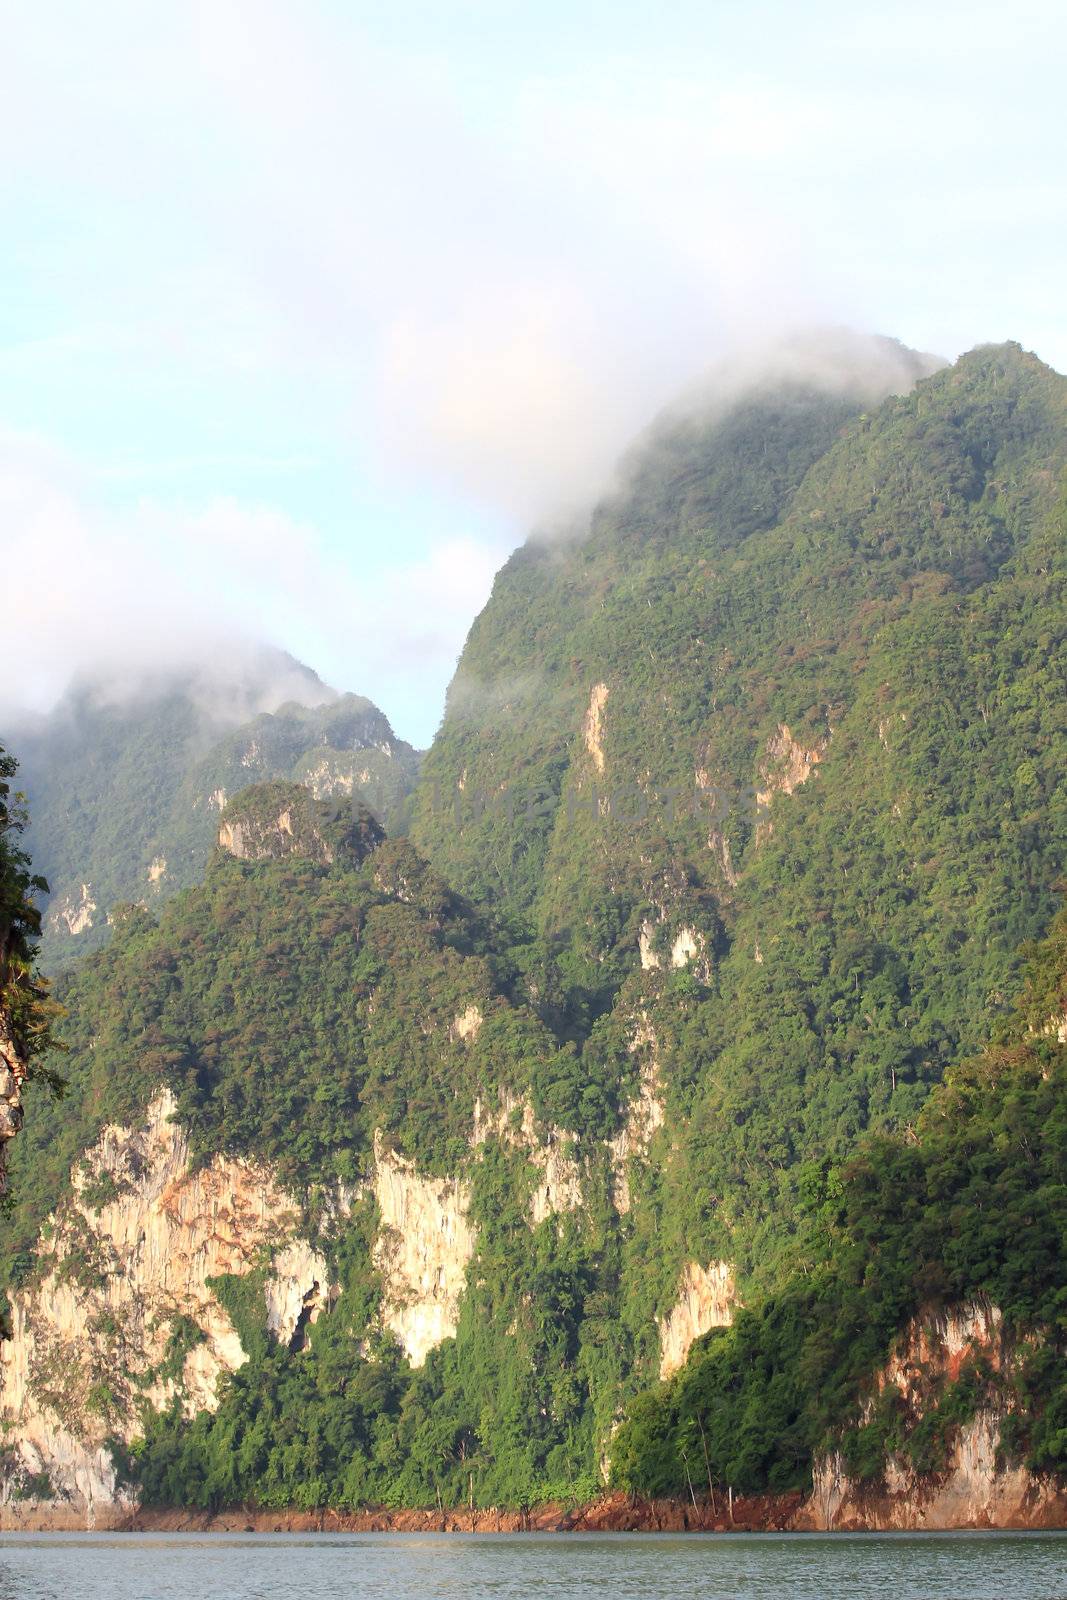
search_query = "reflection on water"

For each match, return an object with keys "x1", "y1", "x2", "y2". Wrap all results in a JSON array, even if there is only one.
[{"x1": 0, "y1": 1530, "x2": 1065, "y2": 1600}]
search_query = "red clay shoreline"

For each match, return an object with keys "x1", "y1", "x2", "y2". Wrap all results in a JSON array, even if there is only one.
[
  {"x1": 3, "y1": 1486, "x2": 1060, "y2": 1535},
  {"x1": 114, "y1": 1491, "x2": 805, "y2": 1534},
  {"x1": 4, "y1": 1486, "x2": 1066, "y2": 1534}
]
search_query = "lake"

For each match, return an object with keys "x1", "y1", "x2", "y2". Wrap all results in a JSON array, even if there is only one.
[{"x1": 0, "y1": 1531, "x2": 1064, "y2": 1599}]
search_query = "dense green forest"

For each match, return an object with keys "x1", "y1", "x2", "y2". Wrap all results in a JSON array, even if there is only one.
[
  {"x1": 11, "y1": 659, "x2": 421, "y2": 971},
  {"x1": 116, "y1": 906, "x2": 1067, "y2": 1509},
  {"x1": 413, "y1": 341, "x2": 1067, "y2": 1281},
  {"x1": 0, "y1": 748, "x2": 63, "y2": 1121},
  {"x1": 1, "y1": 830, "x2": 565, "y2": 1284},
  {"x1": 3, "y1": 824, "x2": 630, "y2": 1507},
  {"x1": 612, "y1": 909, "x2": 1067, "y2": 1496},
  {"x1": 2, "y1": 339, "x2": 1066, "y2": 1513}
]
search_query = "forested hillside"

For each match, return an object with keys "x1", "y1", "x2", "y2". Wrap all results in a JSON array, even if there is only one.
[
  {"x1": 0, "y1": 748, "x2": 61, "y2": 1201},
  {"x1": 119, "y1": 905, "x2": 1067, "y2": 1509},
  {"x1": 413, "y1": 340, "x2": 1067, "y2": 1278},
  {"x1": 2, "y1": 338, "x2": 1065, "y2": 1522},
  {"x1": 10, "y1": 653, "x2": 420, "y2": 971},
  {"x1": 612, "y1": 907, "x2": 1067, "y2": 1497}
]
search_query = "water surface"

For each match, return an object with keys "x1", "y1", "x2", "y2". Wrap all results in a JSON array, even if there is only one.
[{"x1": 1, "y1": 1530, "x2": 1064, "y2": 1599}]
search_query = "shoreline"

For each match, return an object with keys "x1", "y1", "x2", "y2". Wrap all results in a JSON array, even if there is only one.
[{"x1": 3, "y1": 1487, "x2": 1065, "y2": 1535}]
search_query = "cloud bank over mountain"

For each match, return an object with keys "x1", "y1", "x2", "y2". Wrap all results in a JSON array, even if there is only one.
[{"x1": 1, "y1": 1, "x2": 1062, "y2": 740}]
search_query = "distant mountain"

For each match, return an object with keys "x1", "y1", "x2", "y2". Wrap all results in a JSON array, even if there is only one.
[{"x1": 7, "y1": 646, "x2": 421, "y2": 969}]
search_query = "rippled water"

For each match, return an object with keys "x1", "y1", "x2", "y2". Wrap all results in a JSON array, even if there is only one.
[{"x1": 0, "y1": 1531, "x2": 1064, "y2": 1600}]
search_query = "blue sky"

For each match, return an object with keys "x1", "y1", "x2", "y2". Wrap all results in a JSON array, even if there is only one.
[{"x1": 1, "y1": 0, "x2": 1064, "y2": 745}]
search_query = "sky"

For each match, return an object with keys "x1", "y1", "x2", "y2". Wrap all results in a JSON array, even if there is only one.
[{"x1": 1, "y1": 1, "x2": 1064, "y2": 747}]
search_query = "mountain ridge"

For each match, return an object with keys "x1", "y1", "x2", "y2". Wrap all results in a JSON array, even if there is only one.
[
  {"x1": 1, "y1": 336, "x2": 1064, "y2": 1525},
  {"x1": 8, "y1": 651, "x2": 422, "y2": 970}
]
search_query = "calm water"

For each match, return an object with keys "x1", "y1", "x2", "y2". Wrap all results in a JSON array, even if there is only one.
[{"x1": 0, "y1": 1532, "x2": 1064, "y2": 1600}]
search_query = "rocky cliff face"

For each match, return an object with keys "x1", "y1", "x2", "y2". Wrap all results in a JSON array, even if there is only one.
[
  {"x1": 607, "y1": 1016, "x2": 665, "y2": 1214},
  {"x1": 370, "y1": 1138, "x2": 476, "y2": 1368},
  {"x1": 217, "y1": 783, "x2": 385, "y2": 867},
  {"x1": 0, "y1": 1084, "x2": 602, "y2": 1522},
  {"x1": 4, "y1": 1084, "x2": 1061, "y2": 1529},
  {"x1": 0, "y1": 1010, "x2": 25, "y2": 1197},
  {"x1": 217, "y1": 791, "x2": 335, "y2": 864},
  {"x1": 46, "y1": 883, "x2": 96, "y2": 938},
  {"x1": 0, "y1": 1092, "x2": 324, "y2": 1523},
  {"x1": 658, "y1": 1261, "x2": 737, "y2": 1379},
  {"x1": 471, "y1": 1089, "x2": 584, "y2": 1226},
  {"x1": 798, "y1": 1303, "x2": 1062, "y2": 1530}
]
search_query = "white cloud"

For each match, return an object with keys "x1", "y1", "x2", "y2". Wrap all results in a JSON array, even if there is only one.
[
  {"x1": 0, "y1": 0, "x2": 1063, "y2": 740},
  {"x1": 0, "y1": 432, "x2": 501, "y2": 741}
]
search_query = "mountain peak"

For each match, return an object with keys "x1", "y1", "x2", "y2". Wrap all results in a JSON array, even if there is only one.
[
  {"x1": 217, "y1": 782, "x2": 384, "y2": 866},
  {"x1": 56, "y1": 642, "x2": 335, "y2": 731}
]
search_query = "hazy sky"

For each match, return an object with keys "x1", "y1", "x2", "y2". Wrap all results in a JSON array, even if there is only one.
[{"x1": 1, "y1": 0, "x2": 1064, "y2": 744}]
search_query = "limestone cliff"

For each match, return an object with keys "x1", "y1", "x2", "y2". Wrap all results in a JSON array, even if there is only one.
[
  {"x1": 0, "y1": 1010, "x2": 25, "y2": 1197},
  {"x1": 370, "y1": 1136, "x2": 476, "y2": 1367},
  {"x1": 46, "y1": 883, "x2": 96, "y2": 939},
  {"x1": 798, "y1": 1303, "x2": 1063, "y2": 1530},
  {"x1": 658, "y1": 1261, "x2": 737, "y2": 1380},
  {"x1": 1, "y1": 1079, "x2": 593, "y2": 1521},
  {"x1": 607, "y1": 1016, "x2": 665, "y2": 1215},
  {"x1": 217, "y1": 786, "x2": 335, "y2": 864},
  {"x1": 217, "y1": 782, "x2": 384, "y2": 867},
  {"x1": 471, "y1": 1090, "x2": 583, "y2": 1226},
  {"x1": 583, "y1": 683, "x2": 609, "y2": 773},
  {"x1": 0, "y1": 1092, "x2": 325, "y2": 1522},
  {"x1": 638, "y1": 921, "x2": 706, "y2": 975},
  {"x1": 754, "y1": 723, "x2": 826, "y2": 841}
]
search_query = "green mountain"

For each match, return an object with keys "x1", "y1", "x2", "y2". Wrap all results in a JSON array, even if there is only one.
[
  {"x1": 411, "y1": 338, "x2": 1067, "y2": 1275},
  {"x1": 1, "y1": 337, "x2": 1064, "y2": 1526},
  {"x1": 612, "y1": 913, "x2": 1067, "y2": 1497},
  {"x1": 8, "y1": 649, "x2": 422, "y2": 971}
]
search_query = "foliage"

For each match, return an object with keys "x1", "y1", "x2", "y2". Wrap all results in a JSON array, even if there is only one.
[
  {"x1": 12, "y1": 669, "x2": 422, "y2": 971},
  {"x1": 611, "y1": 921, "x2": 1067, "y2": 1494},
  {"x1": 0, "y1": 746, "x2": 63, "y2": 1089},
  {"x1": 413, "y1": 341, "x2": 1067, "y2": 1291},
  {"x1": 0, "y1": 829, "x2": 563, "y2": 1288},
  {"x1": 6, "y1": 341, "x2": 1067, "y2": 1511}
]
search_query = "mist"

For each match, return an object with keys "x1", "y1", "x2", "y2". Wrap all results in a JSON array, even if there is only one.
[
  {"x1": 553, "y1": 328, "x2": 949, "y2": 542},
  {"x1": 678, "y1": 329, "x2": 947, "y2": 412},
  {"x1": 1, "y1": 2, "x2": 1062, "y2": 743}
]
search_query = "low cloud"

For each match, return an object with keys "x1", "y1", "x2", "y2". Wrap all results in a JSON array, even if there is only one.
[
  {"x1": 3, "y1": 2, "x2": 1018, "y2": 529},
  {"x1": 0, "y1": 431, "x2": 502, "y2": 743},
  {"x1": 0, "y1": 2, "x2": 1061, "y2": 737}
]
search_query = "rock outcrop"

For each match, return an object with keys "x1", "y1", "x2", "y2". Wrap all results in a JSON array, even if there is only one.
[
  {"x1": 754, "y1": 724, "x2": 826, "y2": 839},
  {"x1": 46, "y1": 883, "x2": 96, "y2": 938},
  {"x1": 798, "y1": 1303, "x2": 1062, "y2": 1529},
  {"x1": 450, "y1": 1004, "x2": 483, "y2": 1042},
  {"x1": 471, "y1": 1090, "x2": 584, "y2": 1226},
  {"x1": 371, "y1": 1136, "x2": 475, "y2": 1367},
  {"x1": 217, "y1": 786, "x2": 335, "y2": 864},
  {"x1": 0, "y1": 1092, "x2": 324, "y2": 1522},
  {"x1": 0, "y1": 1010, "x2": 25, "y2": 1196},
  {"x1": 608, "y1": 1018, "x2": 665, "y2": 1215},
  {"x1": 658, "y1": 1261, "x2": 737, "y2": 1379},
  {"x1": 265, "y1": 1240, "x2": 330, "y2": 1352},
  {"x1": 217, "y1": 782, "x2": 384, "y2": 867},
  {"x1": 583, "y1": 683, "x2": 609, "y2": 773}
]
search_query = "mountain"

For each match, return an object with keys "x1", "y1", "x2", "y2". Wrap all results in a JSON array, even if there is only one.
[
  {"x1": 7, "y1": 646, "x2": 422, "y2": 970},
  {"x1": 612, "y1": 910, "x2": 1067, "y2": 1513},
  {"x1": 411, "y1": 338, "x2": 1067, "y2": 1274},
  {"x1": 1, "y1": 337, "x2": 1064, "y2": 1529}
]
